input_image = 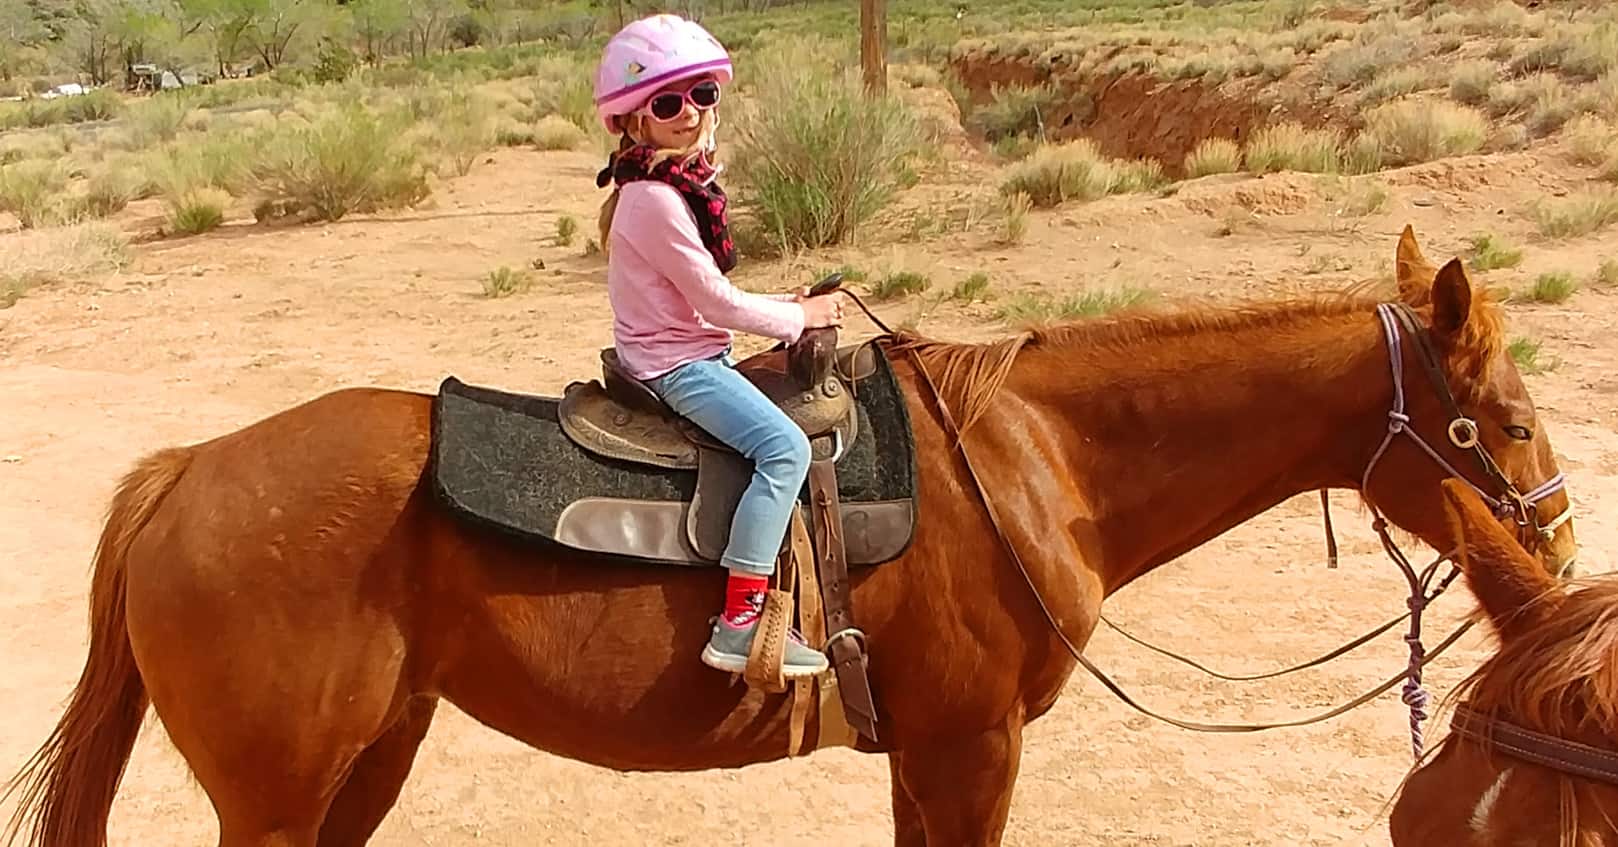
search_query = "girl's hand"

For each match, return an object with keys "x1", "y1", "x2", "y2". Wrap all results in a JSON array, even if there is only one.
[{"x1": 800, "y1": 293, "x2": 846, "y2": 329}]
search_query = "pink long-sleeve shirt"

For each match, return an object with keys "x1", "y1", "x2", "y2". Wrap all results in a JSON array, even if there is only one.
[{"x1": 607, "y1": 181, "x2": 805, "y2": 380}]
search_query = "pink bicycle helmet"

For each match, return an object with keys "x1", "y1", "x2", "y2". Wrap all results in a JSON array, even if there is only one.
[{"x1": 594, "y1": 14, "x2": 733, "y2": 133}]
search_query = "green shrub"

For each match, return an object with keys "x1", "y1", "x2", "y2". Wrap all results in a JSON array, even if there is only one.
[
  {"x1": 126, "y1": 96, "x2": 191, "y2": 148},
  {"x1": 78, "y1": 166, "x2": 145, "y2": 218},
  {"x1": 731, "y1": 40, "x2": 921, "y2": 250},
  {"x1": 952, "y1": 272, "x2": 991, "y2": 302},
  {"x1": 1525, "y1": 270, "x2": 1577, "y2": 303},
  {"x1": 969, "y1": 84, "x2": 1059, "y2": 142},
  {"x1": 1511, "y1": 24, "x2": 1618, "y2": 82},
  {"x1": 1594, "y1": 258, "x2": 1618, "y2": 286},
  {"x1": 167, "y1": 187, "x2": 231, "y2": 235},
  {"x1": 870, "y1": 270, "x2": 930, "y2": 300},
  {"x1": 993, "y1": 135, "x2": 1039, "y2": 161},
  {"x1": 250, "y1": 106, "x2": 431, "y2": 222},
  {"x1": 1362, "y1": 66, "x2": 1432, "y2": 104},
  {"x1": 60, "y1": 89, "x2": 122, "y2": 124},
  {"x1": 313, "y1": 39, "x2": 358, "y2": 84},
  {"x1": 424, "y1": 90, "x2": 497, "y2": 177},
  {"x1": 557, "y1": 72, "x2": 597, "y2": 133},
  {"x1": 1449, "y1": 60, "x2": 1498, "y2": 106},
  {"x1": 994, "y1": 287, "x2": 1155, "y2": 322},
  {"x1": 0, "y1": 160, "x2": 66, "y2": 228},
  {"x1": 1321, "y1": 35, "x2": 1420, "y2": 89},
  {"x1": 1508, "y1": 336, "x2": 1555, "y2": 374},
  {"x1": 533, "y1": 115, "x2": 586, "y2": 150},
  {"x1": 482, "y1": 266, "x2": 533, "y2": 298},
  {"x1": 1466, "y1": 233, "x2": 1523, "y2": 270}
]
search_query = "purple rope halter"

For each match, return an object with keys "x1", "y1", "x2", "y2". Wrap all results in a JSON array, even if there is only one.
[{"x1": 1363, "y1": 304, "x2": 1570, "y2": 759}]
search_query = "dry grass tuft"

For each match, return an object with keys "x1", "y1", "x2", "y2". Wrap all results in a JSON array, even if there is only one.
[
  {"x1": 1360, "y1": 100, "x2": 1487, "y2": 166},
  {"x1": 1000, "y1": 140, "x2": 1165, "y2": 207},
  {"x1": 1184, "y1": 138, "x2": 1243, "y2": 177},
  {"x1": 1450, "y1": 60, "x2": 1499, "y2": 106},
  {"x1": 1244, "y1": 122, "x2": 1341, "y2": 174},
  {"x1": 0, "y1": 223, "x2": 128, "y2": 307},
  {"x1": 1563, "y1": 114, "x2": 1618, "y2": 166},
  {"x1": 1534, "y1": 189, "x2": 1618, "y2": 238}
]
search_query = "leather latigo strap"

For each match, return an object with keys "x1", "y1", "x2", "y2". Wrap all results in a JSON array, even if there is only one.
[
  {"x1": 808, "y1": 460, "x2": 879, "y2": 743},
  {"x1": 1451, "y1": 705, "x2": 1618, "y2": 786}
]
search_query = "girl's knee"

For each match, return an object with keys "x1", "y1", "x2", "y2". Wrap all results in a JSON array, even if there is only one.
[
  {"x1": 782, "y1": 427, "x2": 812, "y2": 472},
  {"x1": 758, "y1": 426, "x2": 812, "y2": 479}
]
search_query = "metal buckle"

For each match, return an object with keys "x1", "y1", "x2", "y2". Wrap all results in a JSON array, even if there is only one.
[
  {"x1": 826, "y1": 627, "x2": 866, "y2": 653},
  {"x1": 1448, "y1": 417, "x2": 1480, "y2": 449}
]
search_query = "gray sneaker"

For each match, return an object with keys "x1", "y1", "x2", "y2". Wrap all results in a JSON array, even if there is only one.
[{"x1": 701, "y1": 618, "x2": 829, "y2": 677}]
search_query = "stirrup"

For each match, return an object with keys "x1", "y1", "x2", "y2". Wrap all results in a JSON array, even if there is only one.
[{"x1": 742, "y1": 588, "x2": 795, "y2": 694}]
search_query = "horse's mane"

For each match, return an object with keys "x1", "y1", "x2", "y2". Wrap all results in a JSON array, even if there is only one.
[
  {"x1": 888, "y1": 282, "x2": 1505, "y2": 437},
  {"x1": 1449, "y1": 577, "x2": 1618, "y2": 739}
]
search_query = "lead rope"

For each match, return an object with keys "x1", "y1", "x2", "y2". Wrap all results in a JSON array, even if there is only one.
[
  {"x1": 1372, "y1": 516, "x2": 1456, "y2": 759},
  {"x1": 1372, "y1": 304, "x2": 1437, "y2": 757},
  {"x1": 1098, "y1": 559, "x2": 1463, "y2": 685}
]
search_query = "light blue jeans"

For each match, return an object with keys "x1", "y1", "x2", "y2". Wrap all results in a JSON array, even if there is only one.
[{"x1": 646, "y1": 352, "x2": 811, "y2": 575}]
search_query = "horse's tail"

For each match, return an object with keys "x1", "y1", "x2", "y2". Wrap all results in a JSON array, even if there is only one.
[{"x1": 3, "y1": 447, "x2": 193, "y2": 847}]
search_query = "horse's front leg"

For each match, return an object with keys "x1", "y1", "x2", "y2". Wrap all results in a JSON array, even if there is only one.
[
  {"x1": 890, "y1": 716, "x2": 1025, "y2": 846},
  {"x1": 889, "y1": 753, "x2": 927, "y2": 847}
]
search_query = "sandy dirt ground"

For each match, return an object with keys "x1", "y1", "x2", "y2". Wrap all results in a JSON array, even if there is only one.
[{"x1": 3, "y1": 144, "x2": 1617, "y2": 846}]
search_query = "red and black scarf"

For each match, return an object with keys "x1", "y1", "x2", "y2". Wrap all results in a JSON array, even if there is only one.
[{"x1": 597, "y1": 143, "x2": 737, "y2": 273}]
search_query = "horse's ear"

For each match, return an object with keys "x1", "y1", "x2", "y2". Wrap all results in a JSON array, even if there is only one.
[
  {"x1": 1397, "y1": 224, "x2": 1425, "y2": 266},
  {"x1": 1441, "y1": 480, "x2": 1561, "y2": 637},
  {"x1": 1430, "y1": 258, "x2": 1474, "y2": 338},
  {"x1": 1395, "y1": 225, "x2": 1436, "y2": 307}
]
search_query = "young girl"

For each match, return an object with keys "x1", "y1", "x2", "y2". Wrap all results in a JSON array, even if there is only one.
[{"x1": 592, "y1": 14, "x2": 843, "y2": 678}]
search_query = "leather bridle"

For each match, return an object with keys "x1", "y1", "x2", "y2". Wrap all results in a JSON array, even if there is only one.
[
  {"x1": 1363, "y1": 303, "x2": 1570, "y2": 554},
  {"x1": 1349, "y1": 303, "x2": 1572, "y2": 758}
]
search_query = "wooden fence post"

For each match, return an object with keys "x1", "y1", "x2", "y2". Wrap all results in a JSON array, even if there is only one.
[{"x1": 860, "y1": 0, "x2": 887, "y2": 95}]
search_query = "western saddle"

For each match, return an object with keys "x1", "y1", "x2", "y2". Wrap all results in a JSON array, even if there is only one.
[{"x1": 556, "y1": 274, "x2": 880, "y2": 749}]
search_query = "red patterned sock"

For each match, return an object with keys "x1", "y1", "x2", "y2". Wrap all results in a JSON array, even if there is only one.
[{"x1": 721, "y1": 573, "x2": 769, "y2": 627}]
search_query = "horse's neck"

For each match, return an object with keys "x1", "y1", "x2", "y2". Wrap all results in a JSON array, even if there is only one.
[{"x1": 1019, "y1": 311, "x2": 1389, "y2": 594}]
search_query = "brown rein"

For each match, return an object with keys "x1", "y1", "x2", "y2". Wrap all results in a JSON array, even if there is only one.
[
  {"x1": 902, "y1": 343, "x2": 1480, "y2": 734},
  {"x1": 1097, "y1": 495, "x2": 1467, "y2": 684},
  {"x1": 1097, "y1": 570, "x2": 1454, "y2": 683},
  {"x1": 834, "y1": 291, "x2": 1520, "y2": 742}
]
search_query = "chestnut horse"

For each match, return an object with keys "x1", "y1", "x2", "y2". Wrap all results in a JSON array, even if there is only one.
[
  {"x1": 1391, "y1": 480, "x2": 1616, "y2": 845},
  {"x1": 3, "y1": 228, "x2": 1578, "y2": 847}
]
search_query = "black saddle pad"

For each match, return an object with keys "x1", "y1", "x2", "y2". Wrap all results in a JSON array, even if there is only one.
[{"x1": 428, "y1": 342, "x2": 918, "y2": 567}]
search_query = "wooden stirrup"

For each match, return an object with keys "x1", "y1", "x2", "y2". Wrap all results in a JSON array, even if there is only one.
[{"x1": 743, "y1": 589, "x2": 793, "y2": 695}]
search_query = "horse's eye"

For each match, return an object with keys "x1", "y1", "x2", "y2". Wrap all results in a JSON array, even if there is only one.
[{"x1": 1504, "y1": 425, "x2": 1533, "y2": 441}]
